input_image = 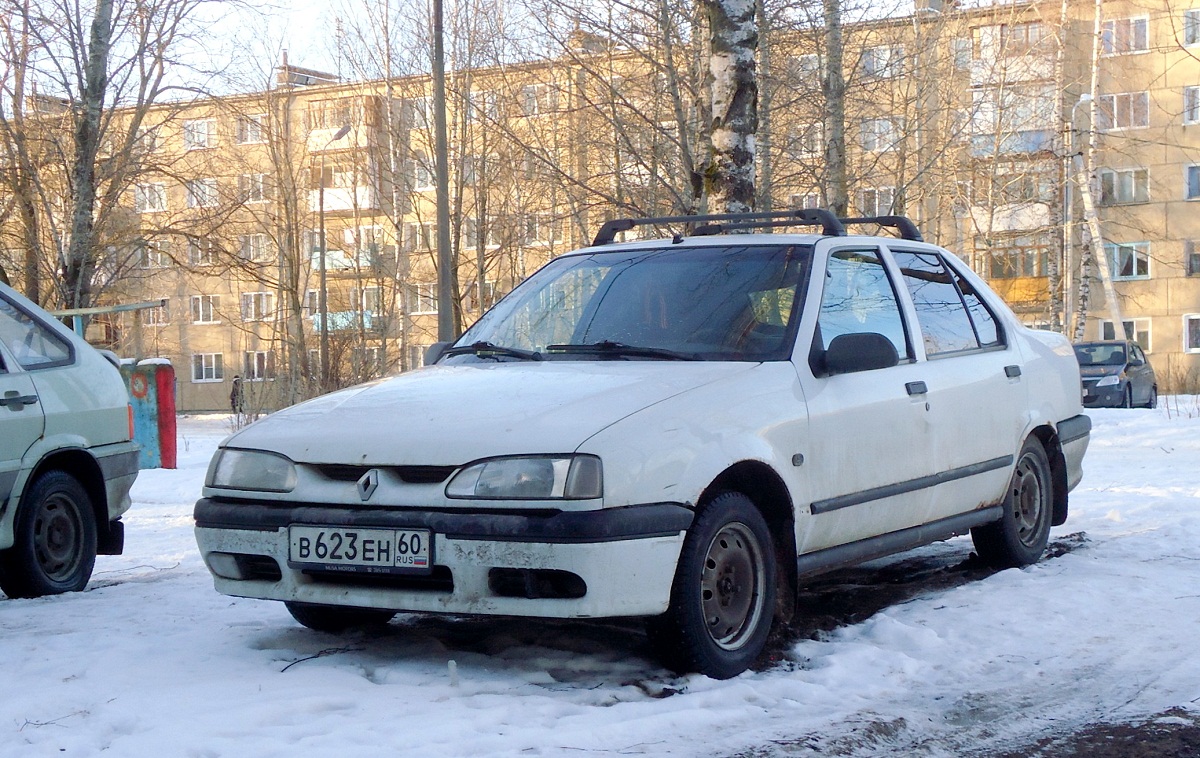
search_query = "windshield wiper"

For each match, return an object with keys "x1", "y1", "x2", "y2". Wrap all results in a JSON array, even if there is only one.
[
  {"x1": 442, "y1": 341, "x2": 543, "y2": 361},
  {"x1": 546, "y1": 341, "x2": 700, "y2": 361}
]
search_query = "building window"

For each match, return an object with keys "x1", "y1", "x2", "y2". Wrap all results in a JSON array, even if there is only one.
[
  {"x1": 1100, "y1": 168, "x2": 1150, "y2": 204},
  {"x1": 952, "y1": 37, "x2": 972, "y2": 69},
  {"x1": 188, "y1": 238, "x2": 216, "y2": 266},
  {"x1": 983, "y1": 235, "x2": 1051, "y2": 279},
  {"x1": 862, "y1": 45, "x2": 903, "y2": 78},
  {"x1": 236, "y1": 114, "x2": 266, "y2": 144},
  {"x1": 1097, "y1": 92, "x2": 1150, "y2": 130},
  {"x1": 191, "y1": 294, "x2": 220, "y2": 324},
  {"x1": 1187, "y1": 241, "x2": 1200, "y2": 276},
  {"x1": 239, "y1": 233, "x2": 271, "y2": 261},
  {"x1": 786, "y1": 54, "x2": 821, "y2": 86},
  {"x1": 858, "y1": 187, "x2": 895, "y2": 217},
  {"x1": 860, "y1": 119, "x2": 900, "y2": 152},
  {"x1": 138, "y1": 240, "x2": 171, "y2": 269},
  {"x1": 403, "y1": 222, "x2": 435, "y2": 252},
  {"x1": 1188, "y1": 165, "x2": 1200, "y2": 199},
  {"x1": 302, "y1": 289, "x2": 318, "y2": 317},
  {"x1": 1185, "y1": 315, "x2": 1200, "y2": 353},
  {"x1": 239, "y1": 174, "x2": 271, "y2": 203},
  {"x1": 142, "y1": 302, "x2": 169, "y2": 326},
  {"x1": 400, "y1": 96, "x2": 430, "y2": 129},
  {"x1": 186, "y1": 178, "x2": 219, "y2": 208},
  {"x1": 244, "y1": 350, "x2": 275, "y2": 381},
  {"x1": 134, "y1": 183, "x2": 167, "y2": 213},
  {"x1": 1106, "y1": 241, "x2": 1151, "y2": 280},
  {"x1": 523, "y1": 214, "x2": 563, "y2": 245},
  {"x1": 408, "y1": 151, "x2": 434, "y2": 191},
  {"x1": 463, "y1": 217, "x2": 501, "y2": 248},
  {"x1": 788, "y1": 123, "x2": 824, "y2": 159},
  {"x1": 1102, "y1": 17, "x2": 1149, "y2": 54},
  {"x1": 1002, "y1": 22, "x2": 1046, "y2": 55},
  {"x1": 136, "y1": 126, "x2": 159, "y2": 153},
  {"x1": 1187, "y1": 10, "x2": 1200, "y2": 46},
  {"x1": 191, "y1": 353, "x2": 224, "y2": 382},
  {"x1": 520, "y1": 83, "x2": 559, "y2": 116},
  {"x1": 240, "y1": 292, "x2": 274, "y2": 321},
  {"x1": 1101, "y1": 318, "x2": 1151, "y2": 351},
  {"x1": 408, "y1": 282, "x2": 438, "y2": 314},
  {"x1": 1186, "y1": 87, "x2": 1200, "y2": 125},
  {"x1": 789, "y1": 193, "x2": 821, "y2": 209},
  {"x1": 468, "y1": 90, "x2": 498, "y2": 121},
  {"x1": 182, "y1": 118, "x2": 217, "y2": 150}
]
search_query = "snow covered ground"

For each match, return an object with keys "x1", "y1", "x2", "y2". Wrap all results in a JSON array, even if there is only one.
[{"x1": 3, "y1": 404, "x2": 1200, "y2": 757}]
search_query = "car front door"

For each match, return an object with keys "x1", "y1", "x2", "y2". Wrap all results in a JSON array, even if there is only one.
[
  {"x1": 795, "y1": 244, "x2": 936, "y2": 553},
  {"x1": 0, "y1": 343, "x2": 44, "y2": 508}
]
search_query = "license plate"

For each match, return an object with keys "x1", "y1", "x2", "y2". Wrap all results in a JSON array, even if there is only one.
[{"x1": 288, "y1": 526, "x2": 432, "y2": 574}]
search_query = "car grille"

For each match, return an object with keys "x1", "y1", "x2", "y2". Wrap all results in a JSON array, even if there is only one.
[{"x1": 317, "y1": 464, "x2": 458, "y2": 484}]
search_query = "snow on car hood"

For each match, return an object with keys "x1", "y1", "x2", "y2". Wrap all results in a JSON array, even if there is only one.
[{"x1": 225, "y1": 361, "x2": 755, "y2": 466}]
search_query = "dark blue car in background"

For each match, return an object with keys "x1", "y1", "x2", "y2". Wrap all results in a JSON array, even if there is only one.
[{"x1": 1074, "y1": 340, "x2": 1158, "y2": 409}]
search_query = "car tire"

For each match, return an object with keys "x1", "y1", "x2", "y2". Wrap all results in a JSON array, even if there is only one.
[
  {"x1": 285, "y1": 601, "x2": 396, "y2": 632},
  {"x1": 0, "y1": 471, "x2": 97, "y2": 598},
  {"x1": 647, "y1": 492, "x2": 776, "y2": 679},
  {"x1": 971, "y1": 438, "x2": 1053, "y2": 569},
  {"x1": 1122, "y1": 385, "x2": 1133, "y2": 408},
  {"x1": 1145, "y1": 386, "x2": 1158, "y2": 409}
]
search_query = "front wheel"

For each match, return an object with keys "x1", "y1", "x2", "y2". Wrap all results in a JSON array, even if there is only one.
[
  {"x1": 1145, "y1": 386, "x2": 1158, "y2": 409},
  {"x1": 0, "y1": 471, "x2": 97, "y2": 598},
  {"x1": 1122, "y1": 385, "x2": 1134, "y2": 408},
  {"x1": 285, "y1": 601, "x2": 396, "y2": 632},
  {"x1": 971, "y1": 438, "x2": 1053, "y2": 568},
  {"x1": 647, "y1": 492, "x2": 776, "y2": 679}
]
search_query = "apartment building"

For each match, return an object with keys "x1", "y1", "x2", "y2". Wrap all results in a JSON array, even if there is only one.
[{"x1": 5, "y1": 0, "x2": 1197, "y2": 410}]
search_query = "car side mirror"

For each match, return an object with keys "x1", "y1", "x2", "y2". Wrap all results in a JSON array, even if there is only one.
[
  {"x1": 823, "y1": 332, "x2": 900, "y2": 375},
  {"x1": 1128, "y1": 357, "x2": 1143, "y2": 367},
  {"x1": 425, "y1": 342, "x2": 452, "y2": 365}
]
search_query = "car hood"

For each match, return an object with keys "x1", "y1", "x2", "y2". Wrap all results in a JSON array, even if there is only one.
[
  {"x1": 225, "y1": 361, "x2": 757, "y2": 465},
  {"x1": 1079, "y1": 365, "x2": 1123, "y2": 378}
]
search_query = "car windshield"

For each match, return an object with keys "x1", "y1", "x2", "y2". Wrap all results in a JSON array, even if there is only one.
[
  {"x1": 452, "y1": 244, "x2": 813, "y2": 362},
  {"x1": 1074, "y1": 343, "x2": 1126, "y2": 367}
]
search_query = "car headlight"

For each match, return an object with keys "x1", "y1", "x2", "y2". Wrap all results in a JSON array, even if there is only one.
[
  {"x1": 445, "y1": 455, "x2": 602, "y2": 500},
  {"x1": 207, "y1": 448, "x2": 297, "y2": 492},
  {"x1": 1096, "y1": 374, "x2": 1121, "y2": 387}
]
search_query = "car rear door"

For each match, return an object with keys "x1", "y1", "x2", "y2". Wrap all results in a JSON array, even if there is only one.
[
  {"x1": 794, "y1": 243, "x2": 936, "y2": 553},
  {"x1": 886, "y1": 246, "x2": 1027, "y2": 524}
]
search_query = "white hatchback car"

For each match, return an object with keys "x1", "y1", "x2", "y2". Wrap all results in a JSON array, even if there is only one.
[
  {"x1": 195, "y1": 210, "x2": 1090, "y2": 679},
  {"x1": 0, "y1": 282, "x2": 138, "y2": 598}
]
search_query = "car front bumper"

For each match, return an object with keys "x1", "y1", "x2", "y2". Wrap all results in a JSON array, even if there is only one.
[
  {"x1": 194, "y1": 499, "x2": 692, "y2": 619},
  {"x1": 1081, "y1": 383, "x2": 1125, "y2": 408}
]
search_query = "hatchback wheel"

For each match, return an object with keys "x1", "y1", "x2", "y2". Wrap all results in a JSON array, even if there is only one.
[
  {"x1": 647, "y1": 492, "x2": 776, "y2": 679},
  {"x1": 971, "y1": 438, "x2": 1053, "y2": 568},
  {"x1": 0, "y1": 471, "x2": 97, "y2": 598},
  {"x1": 1121, "y1": 385, "x2": 1133, "y2": 408}
]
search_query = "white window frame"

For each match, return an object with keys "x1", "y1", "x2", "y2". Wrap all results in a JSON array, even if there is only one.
[
  {"x1": 239, "y1": 233, "x2": 271, "y2": 261},
  {"x1": 1102, "y1": 16, "x2": 1150, "y2": 55},
  {"x1": 788, "y1": 193, "x2": 821, "y2": 210},
  {"x1": 240, "y1": 291, "x2": 274, "y2": 322},
  {"x1": 239, "y1": 173, "x2": 270, "y2": 203},
  {"x1": 520, "y1": 83, "x2": 558, "y2": 117},
  {"x1": 244, "y1": 350, "x2": 275, "y2": 381},
  {"x1": 789, "y1": 122, "x2": 824, "y2": 158},
  {"x1": 1101, "y1": 318, "x2": 1152, "y2": 351},
  {"x1": 1188, "y1": 165, "x2": 1200, "y2": 200},
  {"x1": 1097, "y1": 92, "x2": 1150, "y2": 130},
  {"x1": 409, "y1": 282, "x2": 438, "y2": 314},
  {"x1": 183, "y1": 118, "x2": 217, "y2": 150},
  {"x1": 139, "y1": 240, "x2": 171, "y2": 269},
  {"x1": 188, "y1": 238, "x2": 217, "y2": 266},
  {"x1": 1184, "y1": 314, "x2": 1200, "y2": 353},
  {"x1": 862, "y1": 45, "x2": 903, "y2": 78},
  {"x1": 858, "y1": 186, "x2": 895, "y2": 217},
  {"x1": 191, "y1": 353, "x2": 224, "y2": 383},
  {"x1": 142, "y1": 302, "x2": 169, "y2": 326},
  {"x1": 409, "y1": 151, "x2": 434, "y2": 191},
  {"x1": 136, "y1": 127, "x2": 159, "y2": 153},
  {"x1": 135, "y1": 183, "x2": 167, "y2": 213},
  {"x1": 1099, "y1": 168, "x2": 1150, "y2": 204},
  {"x1": 404, "y1": 222, "x2": 435, "y2": 252},
  {"x1": 190, "y1": 294, "x2": 220, "y2": 324},
  {"x1": 186, "y1": 178, "x2": 219, "y2": 208},
  {"x1": 1105, "y1": 241, "x2": 1152, "y2": 281},
  {"x1": 468, "y1": 90, "x2": 498, "y2": 121},
  {"x1": 1187, "y1": 9, "x2": 1200, "y2": 46},
  {"x1": 1185, "y1": 86, "x2": 1200, "y2": 125},
  {"x1": 236, "y1": 114, "x2": 266, "y2": 144},
  {"x1": 861, "y1": 118, "x2": 900, "y2": 152}
]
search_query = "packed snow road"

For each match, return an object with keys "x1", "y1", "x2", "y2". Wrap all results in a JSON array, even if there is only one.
[{"x1": 2, "y1": 405, "x2": 1199, "y2": 757}]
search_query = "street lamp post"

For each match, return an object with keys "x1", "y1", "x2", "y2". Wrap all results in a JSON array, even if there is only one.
[{"x1": 318, "y1": 124, "x2": 352, "y2": 393}]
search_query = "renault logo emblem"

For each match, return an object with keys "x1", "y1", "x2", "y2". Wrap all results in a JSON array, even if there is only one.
[{"x1": 357, "y1": 469, "x2": 380, "y2": 501}]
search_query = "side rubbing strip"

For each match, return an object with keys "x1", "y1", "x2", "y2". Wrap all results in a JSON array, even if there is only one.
[
  {"x1": 810, "y1": 455, "x2": 1014, "y2": 515},
  {"x1": 1057, "y1": 414, "x2": 1092, "y2": 445}
]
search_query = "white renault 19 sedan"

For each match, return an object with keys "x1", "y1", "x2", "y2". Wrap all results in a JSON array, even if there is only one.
[{"x1": 195, "y1": 210, "x2": 1090, "y2": 679}]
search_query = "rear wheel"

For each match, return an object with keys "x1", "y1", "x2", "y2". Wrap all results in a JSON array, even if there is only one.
[
  {"x1": 285, "y1": 601, "x2": 396, "y2": 632},
  {"x1": 972, "y1": 438, "x2": 1053, "y2": 568},
  {"x1": 647, "y1": 492, "x2": 776, "y2": 679},
  {"x1": 0, "y1": 471, "x2": 97, "y2": 598}
]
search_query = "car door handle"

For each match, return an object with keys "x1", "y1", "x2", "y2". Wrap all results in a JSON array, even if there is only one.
[
  {"x1": 905, "y1": 381, "x2": 928, "y2": 396},
  {"x1": 1005, "y1": 365, "x2": 1022, "y2": 378},
  {"x1": 0, "y1": 392, "x2": 39, "y2": 407}
]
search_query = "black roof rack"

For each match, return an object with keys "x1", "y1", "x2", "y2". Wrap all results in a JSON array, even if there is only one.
[
  {"x1": 591, "y1": 208, "x2": 846, "y2": 246},
  {"x1": 591, "y1": 209, "x2": 923, "y2": 246},
  {"x1": 838, "y1": 215, "x2": 924, "y2": 241}
]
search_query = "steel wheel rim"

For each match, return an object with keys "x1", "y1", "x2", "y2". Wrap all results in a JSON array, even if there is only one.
[
  {"x1": 1011, "y1": 453, "x2": 1046, "y2": 548},
  {"x1": 700, "y1": 522, "x2": 766, "y2": 651},
  {"x1": 32, "y1": 493, "x2": 83, "y2": 582}
]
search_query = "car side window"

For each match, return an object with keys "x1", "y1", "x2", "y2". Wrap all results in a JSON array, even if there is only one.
[
  {"x1": 0, "y1": 295, "x2": 72, "y2": 370},
  {"x1": 892, "y1": 250, "x2": 1000, "y2": 356},
  {"x1": 815, "y1": 248, "x2": 910, "y2": 360}
]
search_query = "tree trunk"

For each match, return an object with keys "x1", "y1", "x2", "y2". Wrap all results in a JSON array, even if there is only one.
[
  {"x1": 703, "y1": 0, "x2": 758, "y2": 214},
  {"x1": 822, "y1": 0, "x2": 848, "y2": 216}
]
